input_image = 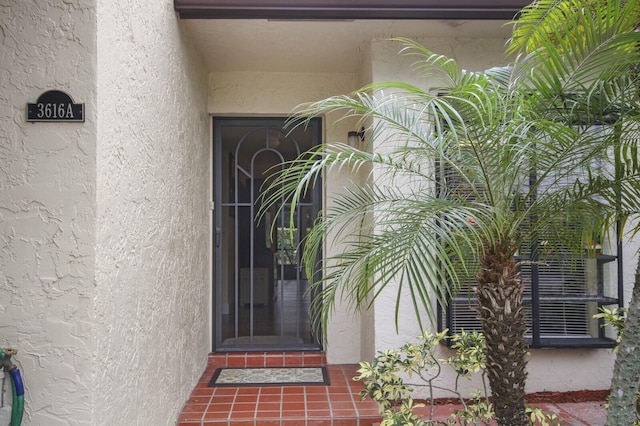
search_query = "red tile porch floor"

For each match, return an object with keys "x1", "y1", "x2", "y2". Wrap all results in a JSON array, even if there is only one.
[
  {"x1": 177, "y1": 352, "x2": 381, "y2": 426},
  {"x1": 177, "y1": 352, "x2": 608, "y2": 426}
]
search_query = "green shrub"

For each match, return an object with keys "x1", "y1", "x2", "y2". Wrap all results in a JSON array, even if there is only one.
[{"x1": 354, "y1": 329, "x2": 559, "y2": 425}]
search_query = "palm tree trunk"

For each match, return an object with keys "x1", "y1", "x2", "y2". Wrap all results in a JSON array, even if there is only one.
[
  {"x1": 606, "y1": 255, "x2": 640, "y2": 425},
  {"x1": 476, "y1": 244, "x2": 529, "y2": 426}
]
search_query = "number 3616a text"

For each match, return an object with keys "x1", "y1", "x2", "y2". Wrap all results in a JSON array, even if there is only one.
[{"x1": 36, "y1": 103, "x2": 74, "y2": 119}]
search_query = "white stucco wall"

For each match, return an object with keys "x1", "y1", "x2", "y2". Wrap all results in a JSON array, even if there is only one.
[
  {"x1": 2, "y1": 1, "x2": 210, "y2": 423},
  {"x1": 0, "y1": 2, "x2": 97, "y2": 425},
  {"x1": 95, "y1": 1, "x2": 210, "y2": 425},
  {"x1": 356, "y1": 44, "x2": 378, "y2": 364},
  {"x1": 209, "y1": 71, "x2": 359, "y2": 117}
]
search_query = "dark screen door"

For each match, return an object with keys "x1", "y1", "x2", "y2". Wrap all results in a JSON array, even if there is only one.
[{"x1": 213, "y1": 117, "x2": 322, "y2": 351}]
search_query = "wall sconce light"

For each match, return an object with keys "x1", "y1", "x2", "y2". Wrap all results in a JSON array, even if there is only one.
[{"x1": 348, "y1": 127, "x2": 365, "y2": 147}]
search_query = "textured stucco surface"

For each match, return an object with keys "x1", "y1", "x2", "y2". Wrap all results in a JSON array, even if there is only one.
[
  {"x1": 0, "y1": 2, "x2": 97, "y2": 425},
  {"x1": 95, "y1": 1, "x2": 209, "y2": 425},
  {"x1": 209, "y1": 71, "x2": 360, "y2": 116},
  {"x1": 1, "y1": 0, "x2": 209, "y2": 424}
]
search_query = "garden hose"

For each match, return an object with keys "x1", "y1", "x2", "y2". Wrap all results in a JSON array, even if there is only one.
[
  {"x1": 8, "y1": 370, "x2": 23, "y2": 426},
  {"x1": 0, "y1": 348, "x2": 23, "y2": 426}
]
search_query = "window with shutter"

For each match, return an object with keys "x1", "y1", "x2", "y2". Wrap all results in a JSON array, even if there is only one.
[{"x1": 437, "y1": 125, "x2": 622, "y2": 348}]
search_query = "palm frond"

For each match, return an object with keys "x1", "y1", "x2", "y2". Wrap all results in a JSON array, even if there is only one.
[
  {"x1": 262, "y1": 15, "x2": 640, "y2": 338},
  {"x1": 508, "y1": 0, "x2": 640, "y2": 56}
]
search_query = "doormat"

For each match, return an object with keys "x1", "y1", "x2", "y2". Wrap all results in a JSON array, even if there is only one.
[{"x1": 208, "y1": 367, "x2": 330, "y2": 387}]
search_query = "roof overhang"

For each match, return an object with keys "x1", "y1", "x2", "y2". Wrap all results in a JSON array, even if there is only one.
[{"x1": 174, "y1": 0, "x2": 531, "y2": 20}]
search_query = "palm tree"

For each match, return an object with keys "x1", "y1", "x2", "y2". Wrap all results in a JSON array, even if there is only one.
[{"x1": 263, "y1": 1, "x2": 640, "y2": 424}]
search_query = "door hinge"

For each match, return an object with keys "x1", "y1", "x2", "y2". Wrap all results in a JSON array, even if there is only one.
[{"x1": 210, "y1": 201, "x2": 215, "y2": 211}]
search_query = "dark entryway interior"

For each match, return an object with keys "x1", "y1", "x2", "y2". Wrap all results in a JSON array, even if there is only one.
[{"x1": 213, "y1": 117, "x2": 322, "y2": 351}]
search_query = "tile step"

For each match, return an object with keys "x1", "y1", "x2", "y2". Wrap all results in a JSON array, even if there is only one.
[{"x1": 208, "y1": 351, "x2": 327, "y2": 368}]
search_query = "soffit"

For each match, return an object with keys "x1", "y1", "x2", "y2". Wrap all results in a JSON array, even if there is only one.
[{"x1": 181, "y1": 19, "x2": 513, "y2": 74}]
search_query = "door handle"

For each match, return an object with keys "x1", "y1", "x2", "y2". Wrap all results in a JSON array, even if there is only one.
[{"x1": 215, "y1": 227, "x2": 221, "y2": 248}]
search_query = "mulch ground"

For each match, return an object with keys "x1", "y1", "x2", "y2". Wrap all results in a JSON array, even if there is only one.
[
  {"x1": 524, "y1": 389, "x2": 610, "y2": 403},
  {"x1": 426, "y1": 389, "x2": 610, "y2": 405}
]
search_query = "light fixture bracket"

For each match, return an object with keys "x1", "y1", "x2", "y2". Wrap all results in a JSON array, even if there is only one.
[{"x1": 351, "y1": 126, "x2": 365, "y2": 141}]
